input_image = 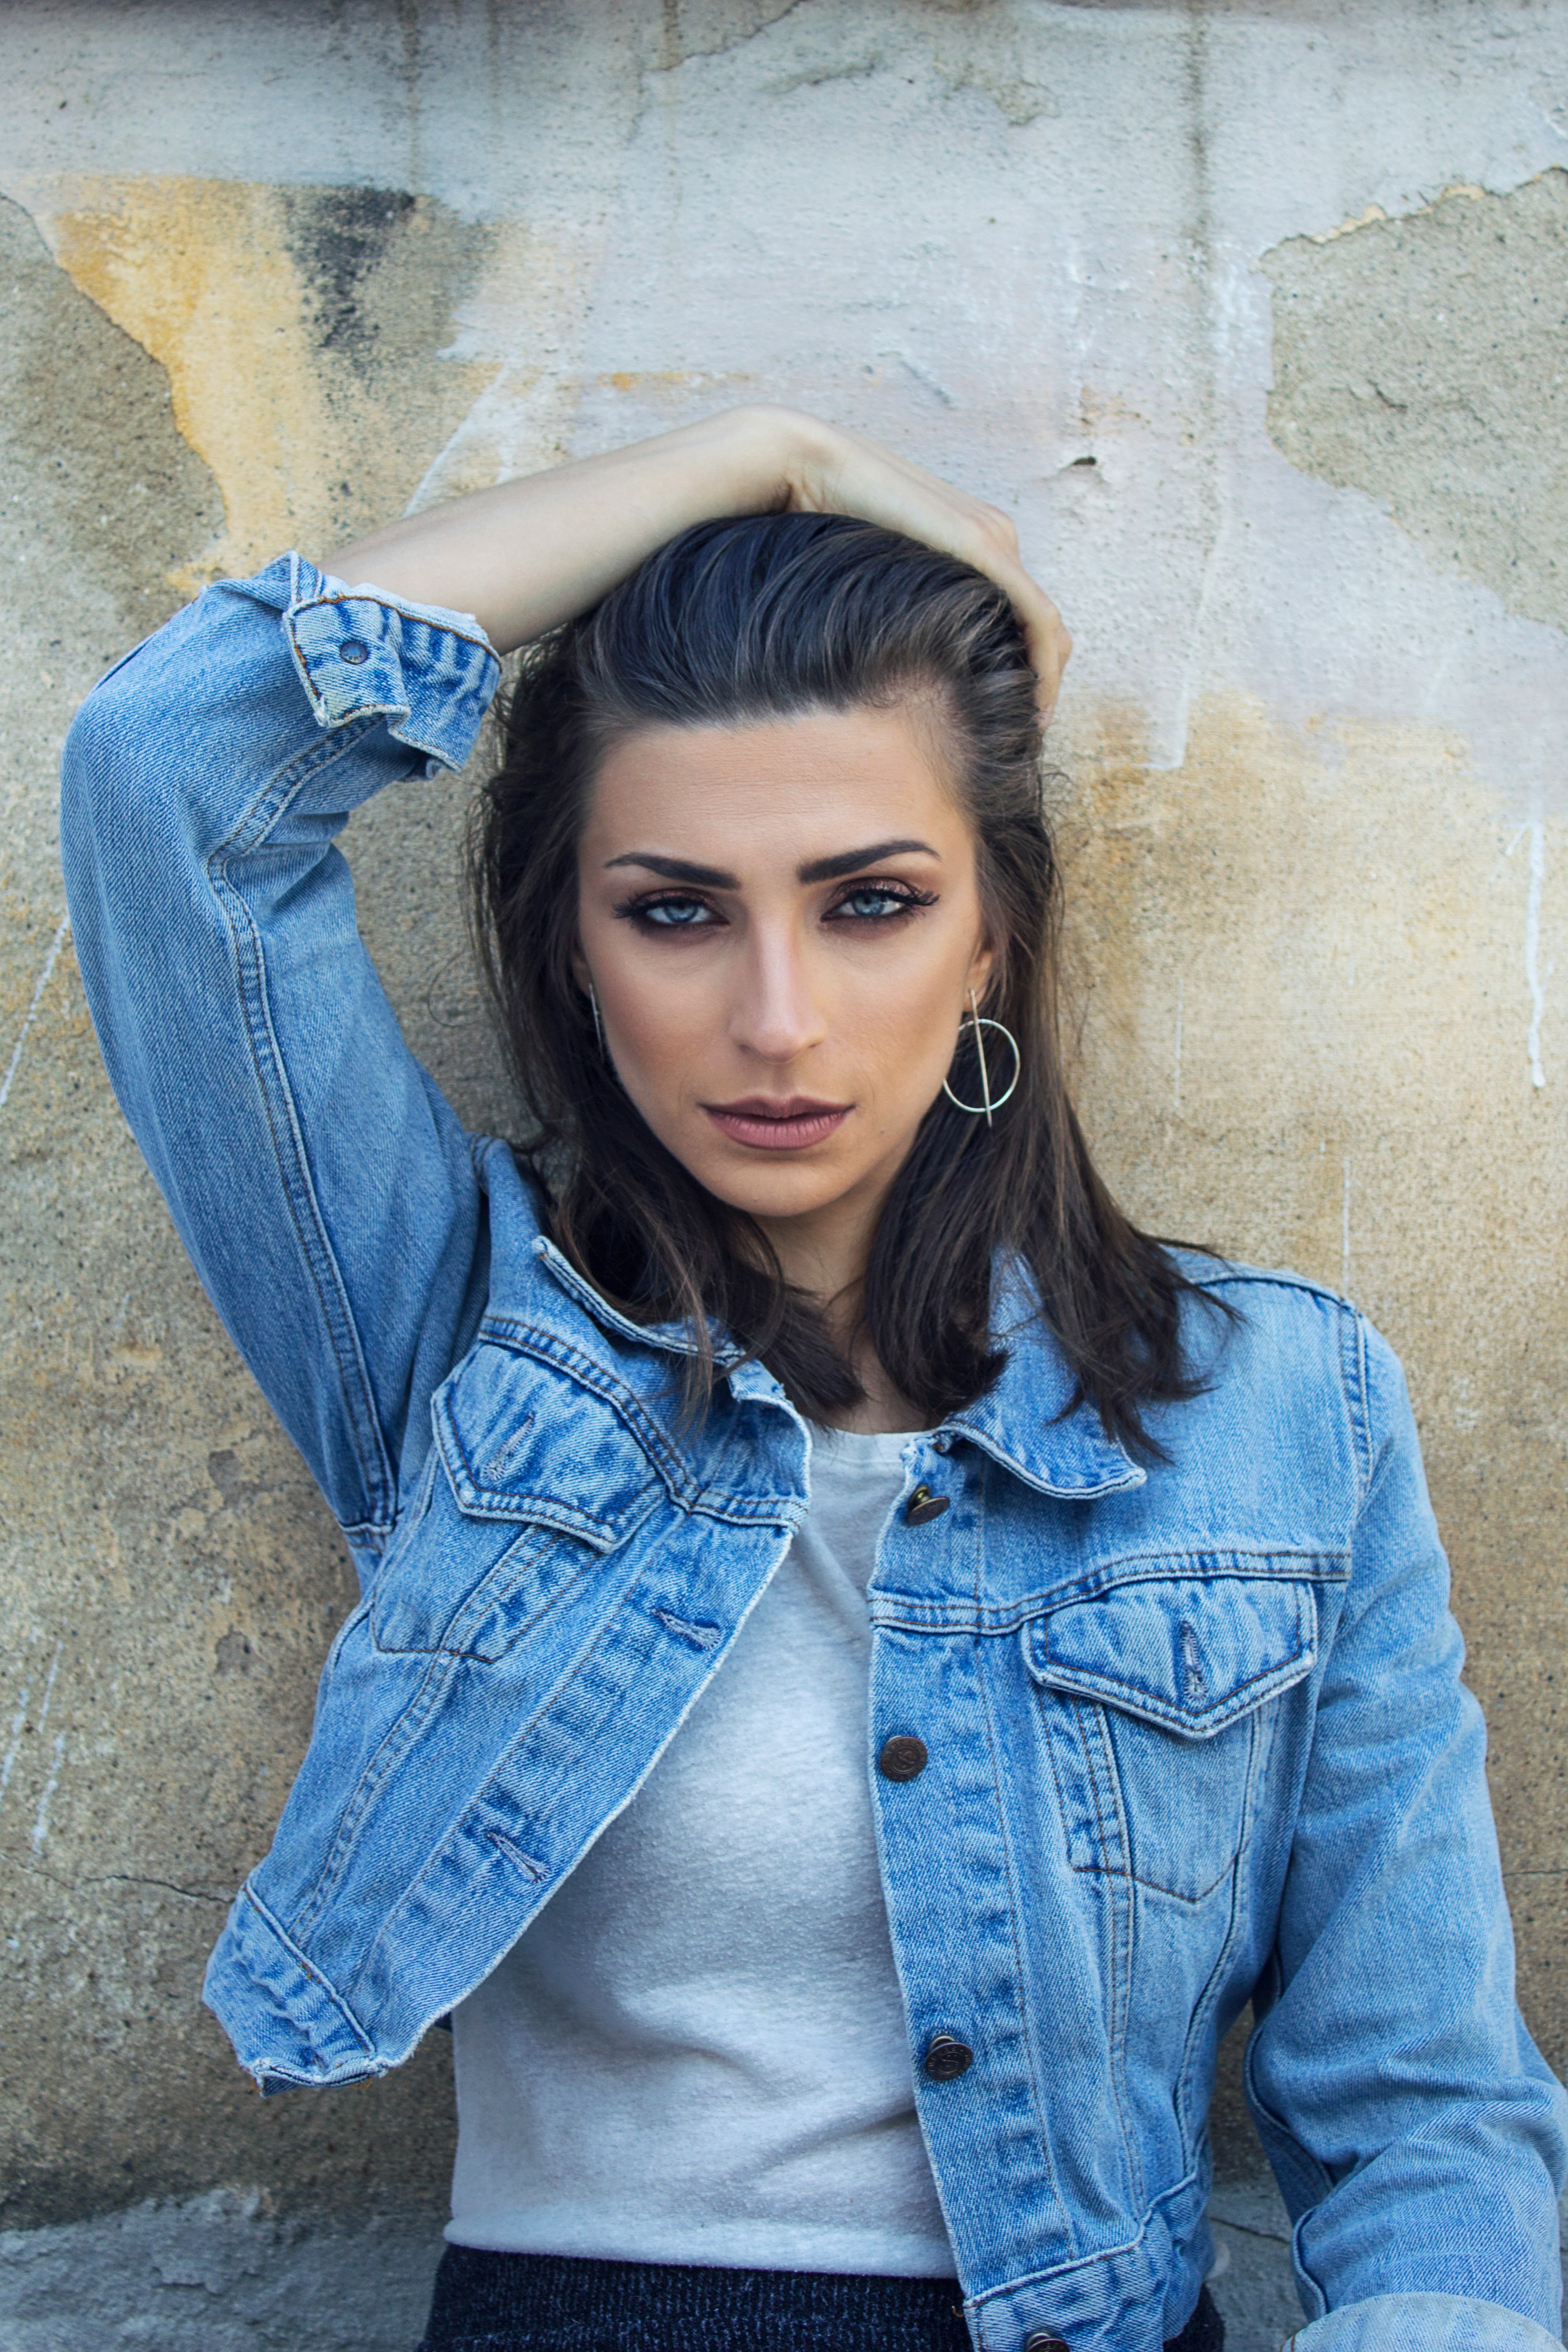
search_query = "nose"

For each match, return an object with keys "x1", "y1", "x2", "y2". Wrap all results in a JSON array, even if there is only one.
[{"x1": 727, "y1": 924, "x2": 827, "y2": 1066}]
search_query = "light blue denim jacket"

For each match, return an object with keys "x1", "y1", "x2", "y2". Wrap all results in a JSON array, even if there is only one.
[{"x1": 60, "y1": 558, "x2": 1567, "y2": 2352}]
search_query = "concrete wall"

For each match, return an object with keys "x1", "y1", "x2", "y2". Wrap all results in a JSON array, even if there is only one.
[{"x1": 2, "y1": 0, "x2": 1565, "y2": 2285}]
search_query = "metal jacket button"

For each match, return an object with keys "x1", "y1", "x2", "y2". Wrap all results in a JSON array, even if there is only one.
[
  {"x1": 339, "y1": 638, "x2": 370, "y2": 664},
  {"x1": 1023, "y1": 2336, "x2": 1069, "y2": 2351},
  {"x1": 923, "y1": 2034, "x2": 973, "y2": 2081},
  {"x1": 878, "y1": 1735, "x2": 928, "y2": 1782},
  {"x1": 905, "y1": 1483, "x2": 950, "y2": 1526}
]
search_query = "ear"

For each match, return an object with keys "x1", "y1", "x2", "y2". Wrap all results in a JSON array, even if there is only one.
[{"x1": 965, "y1": 933, "x2": 998, "y2": 1007}]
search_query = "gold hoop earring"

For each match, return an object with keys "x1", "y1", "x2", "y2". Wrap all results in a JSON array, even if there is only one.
[{"x1": 942, "y1": 989, "x2": 1020, "y2": 1126}]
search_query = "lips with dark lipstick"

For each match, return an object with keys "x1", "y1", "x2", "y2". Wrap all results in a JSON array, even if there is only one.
[{"x1": 702, "y1": 1095, "x2": 852, "y2": 1150}]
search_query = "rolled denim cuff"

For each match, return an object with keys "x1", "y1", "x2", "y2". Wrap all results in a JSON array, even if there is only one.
[
  {"x1": 1287, "y1": 2295, "x2": 1563, "y2": 2350},
  {"x1": 280, "y1": 554, "x2": 501, "y2": 773}
]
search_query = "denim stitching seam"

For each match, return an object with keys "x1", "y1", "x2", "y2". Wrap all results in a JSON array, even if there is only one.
[
  {"x1": 238, "y1": 1880, "x2": 376, "y2": 2055},
  {"x1": 870, "y1": 1549, "x2": 1350, "y2": 1636},
  {"x1": 1095, "y1": 1696, "x2": 1143, "y2": 2206},
  {"x1": 205, "y1": 713, "x2": 399, "y2": 1533},
  {"x1": 973, "y1": 1626, "x2": 1073, "y2": 2253},
  {"x1": 347, "y1": 1555, "x2": 661, "y2": 2005},
  {"x1": 289, "y1": 1648, "x2": 460, "y2": 1944},
  {"x1": 1343, "y1": 1304, "x2": 1375, "y2": 1497}
]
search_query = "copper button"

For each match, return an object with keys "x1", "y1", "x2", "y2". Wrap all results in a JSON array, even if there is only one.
[
  {"x1": 922, "y1": 2034, "x2": 974, "y2": 2081},
  {"x1": 878, "y1": 1735, "x2": 928, "y2": 1782}
]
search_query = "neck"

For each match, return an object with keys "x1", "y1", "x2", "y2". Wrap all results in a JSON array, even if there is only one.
[
  {"x1": 755, "y1": 1198, "x2": 928, "y2": 1436},
  {"x1": 828, "y1": 1343, "x2": 929, "y2": 1435}
]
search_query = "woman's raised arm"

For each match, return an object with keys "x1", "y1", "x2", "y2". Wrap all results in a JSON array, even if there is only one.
[
  {"x1": 329, "y1": 405, "x2": 1071, "y2": 716},
  {"x1": 61, "y1": 559, "x2": 504, "y2": 1562},
  {"x1": 59, "y1": 408, "x2": 1066, "y2": 1568}
]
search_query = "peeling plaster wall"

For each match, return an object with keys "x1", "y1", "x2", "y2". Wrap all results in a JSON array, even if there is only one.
[
  {"x1": 1266, "y1": 170, "x2": 1568, "y2": 638},
  {"x1": 35, "y1": 180, "x2": 501, "y2": 589},
  {"x1": 2, "y1": 0, "x2": 1566, "y2": 2272}
]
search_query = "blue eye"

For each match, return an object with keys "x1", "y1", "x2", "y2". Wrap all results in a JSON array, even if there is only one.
[
  {"x1": 831, "y1": 884, "x2": 932, "y2": 922},
  {"x1": 629, "y1": 895, "x2": 716, "y2": 928}
]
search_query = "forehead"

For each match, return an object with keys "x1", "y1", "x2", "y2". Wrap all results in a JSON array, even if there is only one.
[{"x1": 582, "y1": 704, "x2": 969, "y2": 866}]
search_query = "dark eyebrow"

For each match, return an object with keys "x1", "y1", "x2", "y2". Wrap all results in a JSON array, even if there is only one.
[
  {"x1": 604, "y1": 852, "x2": 740, "y2": 887},
  {"x1": 796, "y1": 838, "x2": 939, "y2": 884},
  {"x1": 604, "y1": 838, "x2": 940, "y2": 890}
]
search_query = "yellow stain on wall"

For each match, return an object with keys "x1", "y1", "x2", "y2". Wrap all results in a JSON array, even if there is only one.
[{"x1": 29, "y1": 175, "x2": 499, "y2": 591}]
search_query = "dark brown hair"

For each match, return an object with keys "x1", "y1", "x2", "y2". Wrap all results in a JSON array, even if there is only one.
[{"x1": 470, "y1": 512, "x2": 1221, "y2": 1451}]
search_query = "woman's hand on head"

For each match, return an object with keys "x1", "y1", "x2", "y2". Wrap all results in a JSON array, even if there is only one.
[
  {"x1": 326, "y1": 402, "x2": 1070, "y2": 717},
  {"x1": 765, "y1": 407, "x2": 1073, "y2": 723}
]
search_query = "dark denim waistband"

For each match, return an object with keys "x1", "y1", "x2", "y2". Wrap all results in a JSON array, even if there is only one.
[{"x1": 420, "y1": 2245, "x2": 1225, "y2": 2352}]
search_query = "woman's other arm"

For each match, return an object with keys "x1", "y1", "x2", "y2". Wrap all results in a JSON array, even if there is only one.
[
  {"x1": 1247, "y1": 1319, "x2": 1567, "y2": 2348},
  {"x1": 328, "y1": 404, "x2": 1072, "y2": 713}
]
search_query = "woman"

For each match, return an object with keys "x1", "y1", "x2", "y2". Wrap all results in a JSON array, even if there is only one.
[{"x1": 61, "y1": 406, "x2": 1566, "y2": 2352}]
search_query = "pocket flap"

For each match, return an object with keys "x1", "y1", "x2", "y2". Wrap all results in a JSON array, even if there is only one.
[
  {"x1": 433, "y1": 1346, "x2": 656, "y2": 1547},
  {"x1": 1024, "y1": 1575, "x2": 1317, "y2": 1737}
]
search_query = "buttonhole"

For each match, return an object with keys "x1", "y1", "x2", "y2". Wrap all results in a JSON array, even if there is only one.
[
  {"x1": 480, "y1": 1417, "x2": 535, "y2": 1484},
  {"x1": 486, "y1": 1830, "x2": 547, "y2": 1881},
  {"x1": 653, "y1": 1608, "x2": 723, "y2": 1651},
  {"x1": 1180, "y1": 1621, "x2": 1207, "y2": 1703}
]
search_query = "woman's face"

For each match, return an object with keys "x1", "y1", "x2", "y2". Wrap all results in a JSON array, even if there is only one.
[{"x1": 574, "y1": 701, "x2": 993, "y2": 1292}]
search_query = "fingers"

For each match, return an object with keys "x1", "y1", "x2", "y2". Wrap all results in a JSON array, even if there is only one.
[
  {"x1": 780, "y1": 415, "x2": 1072, "y2": 725},
  {"x1": 924, "y1": 500, "x2": 1073, "y2": 724},
  {"x1": 1018, "y1": 587, "x2": 1074, "y2": 727},
  {"x1": 961, "y1": 514, "x2": 1071, "y2": 719}
]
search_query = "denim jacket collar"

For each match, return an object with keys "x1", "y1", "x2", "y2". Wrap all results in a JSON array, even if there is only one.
[
  {"x1": 532, "y1": 1231, "x2": 1144, "y2": 1503},
  {"x1": 942, "y1": 1260, "x2": 1146, "y2": 1501},
  {"x1": 531, "y1": 1234, "x2": 750, "y2": 1369}
]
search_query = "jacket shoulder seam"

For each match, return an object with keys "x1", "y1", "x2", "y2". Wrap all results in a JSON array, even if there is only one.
[
  {"x1": 1179, "y1": 1259, "x2": 1373, "y2": 1494},
  {"x1": 1182, "y1": 1259, "x2": 1348, "y2": 1308}
]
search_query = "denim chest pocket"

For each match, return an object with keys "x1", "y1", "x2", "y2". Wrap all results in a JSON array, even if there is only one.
[
  {"x1": 371, "y1": 1346, "x2": 662, "y2": 1661},
  {"x1": 1023, "y1": 1574, "x2": 1319, "y2": 1901}
]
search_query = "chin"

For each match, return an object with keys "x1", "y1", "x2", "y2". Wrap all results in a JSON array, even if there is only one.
[{"x1": 686, "y1": 1155, "x2": 850, "y2": 1222}]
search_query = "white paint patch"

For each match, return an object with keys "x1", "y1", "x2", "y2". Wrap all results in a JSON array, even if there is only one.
[
  {"x1": 32, "y1": 1639, "x2": 63, "y2": 1737},
  {"x1": 0, "y1": 914, "x2": 69, "y2": 1115},
  {"x1": 1152, "y1": 430, "x2": 1232, "y2": 777},
  {"x1": 30, "y1": 1729, "x2": 67, "y2": 1853},
  {"x1": 1, "y1": 1637, "x2": 62, "y2": 1829},
  {"x1": 1172, "y1": 976, "x2": 1184, "y2": 1112},
  {"x1": 0, "y1": 1679, "x2": 35, "y2": 1815}
]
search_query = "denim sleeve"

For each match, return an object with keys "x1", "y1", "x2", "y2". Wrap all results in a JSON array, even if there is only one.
[
  {"x1": 1286, "y1": 2292, "x2": 1562, "y2": 2349},
  {"x1": 1245, "y1": 1316, "x2": 1568, "y2": 2337},
  {"x1": 60, "y1": 556, "x2": 504, "y2": 1557}
]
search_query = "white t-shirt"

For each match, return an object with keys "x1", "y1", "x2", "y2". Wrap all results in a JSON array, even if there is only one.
[{"x1": 448, "y1": 1421, "x2": 957, "y2": 2279}]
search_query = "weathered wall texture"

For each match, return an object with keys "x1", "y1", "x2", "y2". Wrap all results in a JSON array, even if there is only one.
[{"x1": 2, "y1": 0, "x2": 1567, "y2": 2253}]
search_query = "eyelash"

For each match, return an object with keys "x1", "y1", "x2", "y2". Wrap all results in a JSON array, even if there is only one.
[{"x1": 615, "y1": 881, "x2": 938, "y2": 933}]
